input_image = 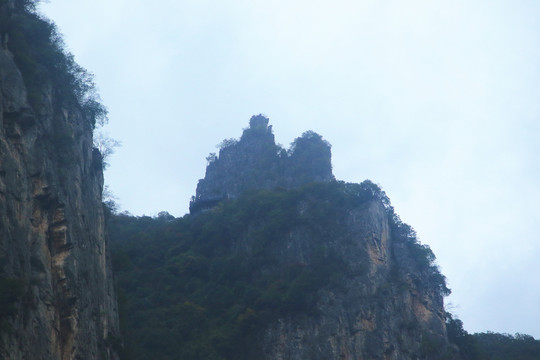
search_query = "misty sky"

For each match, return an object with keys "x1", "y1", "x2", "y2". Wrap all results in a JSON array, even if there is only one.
[{"x1": 39, "y1": 0, "x2": 540, "y2": 338}]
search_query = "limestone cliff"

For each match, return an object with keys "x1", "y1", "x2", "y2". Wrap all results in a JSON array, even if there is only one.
[
  {"x1": 0, "y1": 2, "x2": 120, "y2": 359},
  {"x1": 256, "y1": 197, "x2": 451, "y2": 359}
]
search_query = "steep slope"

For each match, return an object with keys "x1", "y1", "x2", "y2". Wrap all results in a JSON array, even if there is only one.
[
  {"x1": 110, "y1": 118, "x2": 456, "y2": 360},
  {"x1": 0, "y1": 1, "x2": 120, "y2": 359},
  {"x1": 258, "y1": 193, "x2": 447, "y2": 360}
]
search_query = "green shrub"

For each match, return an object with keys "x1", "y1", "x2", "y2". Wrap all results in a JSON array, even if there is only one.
[
  {"x1": 6, "y1": 2, "x2": 107, "y2": 128},
  {"x1": 109, "y1": 181, "x2": 449, "y2": 359}
]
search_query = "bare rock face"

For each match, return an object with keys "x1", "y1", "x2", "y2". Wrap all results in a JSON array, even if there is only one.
[
  {"x1": 191, "y1": 115, "x2": 334, "y2": 213},
  {"x1": 257, "y1": 200, "x2": 449, "y2": 359},
  {"x1": 0, "y1": 5, "x2": 120, "y2": 360}
]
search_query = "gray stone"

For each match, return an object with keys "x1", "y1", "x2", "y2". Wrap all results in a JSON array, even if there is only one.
[
  {"x1": 191, "y1": 115, "x2": 334, "y2": 213},
  {"x1": 0, "y1": 7, "x2": 120, "y2": 359},
  {"x1": 256, "y1": 201, "x2": 451, "y2": 359}
]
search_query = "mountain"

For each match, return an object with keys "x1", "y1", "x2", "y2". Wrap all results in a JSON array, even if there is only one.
[
  {"x1": 2, "y1": 2, "x2": 539, "y2": 359},
  {"x1": 0, "y1": 1, "x2": 120, "y2": 359},
  {"x1": 110, "y1": 116, "x2": 456, "y2": 360},
  {"x1": 190, "y1": 114, "x2": 334, "y2": 214}
]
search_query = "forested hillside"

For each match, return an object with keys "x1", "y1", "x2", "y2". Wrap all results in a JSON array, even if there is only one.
[
  {"x1": 109, "y1": 180, "x2": 453, "y2": 359},
  {"x1": 108, "y1": 118, "x2": 540, "y2": 359},
  {"x1": 108, "y1": 187, "x2": 540, "y2": 360},
  {"x1": 446, "y1": 314, "x2": 540, "y2": 360}
]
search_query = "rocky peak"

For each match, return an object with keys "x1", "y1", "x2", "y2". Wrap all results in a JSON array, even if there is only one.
[
  {"x1": 247, "y1": 113, "x2": 271, "y2": 132},
  {"x1": 190, "y1": 115, "x2": 334, "y2": 214}
]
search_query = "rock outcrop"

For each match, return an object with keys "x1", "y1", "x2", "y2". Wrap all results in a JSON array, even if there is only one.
[
  {"x1": 190, "y1": 114, "x2": 334, "y2": 213},
  {"x1": 0, "y1": 2, "x2": 120, "y2": 359}
]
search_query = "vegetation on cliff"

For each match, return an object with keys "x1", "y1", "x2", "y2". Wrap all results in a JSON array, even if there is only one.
[
  {"x1": 0, "y1": 1, "x2": 121, "y2": 358},
  {"x1": 446, "y1": 314, "x2": 540, "y2": 360},
  {"x1": 109, "y1": 183, "x2": 540, "y2": 360},
  {"x1": 1, "y1": 0, "x2": 107, "y2": 128},
  {"x1": 107, "y1": 116, "x2": 540, "y2": 358},
  {"x1": 109, "y1": 180, "x2": 451, "y2": 359}
]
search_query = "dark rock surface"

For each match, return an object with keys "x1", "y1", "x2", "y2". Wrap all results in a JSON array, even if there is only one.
[
  {"x1": 257, "y1": 200, "x2": 450, "y2": 359},
  {"x1": 0, "y1": 3, "x2": 120, "y2": 359},
  {"x1": 191, "y1": 114, "x2": 334, "y2": 213}
]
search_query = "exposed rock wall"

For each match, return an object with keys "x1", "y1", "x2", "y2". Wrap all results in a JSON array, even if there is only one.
[
  {"x1": 191, "y1": 115, "x2": 334, "y2": 213},
  {"x1": 257, "y1": 200, "x2": 450, "y2": 359},
  {"x1": 0, "y1": 5, "x2": 120, "y2": 359}
]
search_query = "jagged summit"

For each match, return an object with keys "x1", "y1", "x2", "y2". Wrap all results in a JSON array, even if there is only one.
[{"x1": 190, "y1": 115, "x2": 334, "y2": 214}]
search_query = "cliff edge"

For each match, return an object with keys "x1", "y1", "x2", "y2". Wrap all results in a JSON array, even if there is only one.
[{"x1": 0, "y1": 2, "x2": 120, "y2": 359}]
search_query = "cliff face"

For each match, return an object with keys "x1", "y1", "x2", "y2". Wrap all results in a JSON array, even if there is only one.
[
  {"x1": 0, "y1": 3, "x2": 120, "y2": 359},
  {"x1": 191, "y1": 115, "x2": 334, "y2": 213},
  {"x1": 257, "y1": 199, "x2": 448, "y2": 359}
]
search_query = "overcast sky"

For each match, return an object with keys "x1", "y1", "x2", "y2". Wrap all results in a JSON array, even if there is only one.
[{"x1": 40, "y1": 0, "x2": 540, "y2": 338}]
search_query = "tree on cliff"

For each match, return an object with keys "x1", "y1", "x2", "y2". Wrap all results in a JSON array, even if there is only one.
[
  {"x1": 109, "y1": 180, "x2": 455, "y2": 359},
  {"x1": 5, "y1": 0, "x2": 108, "y2": 129}
]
